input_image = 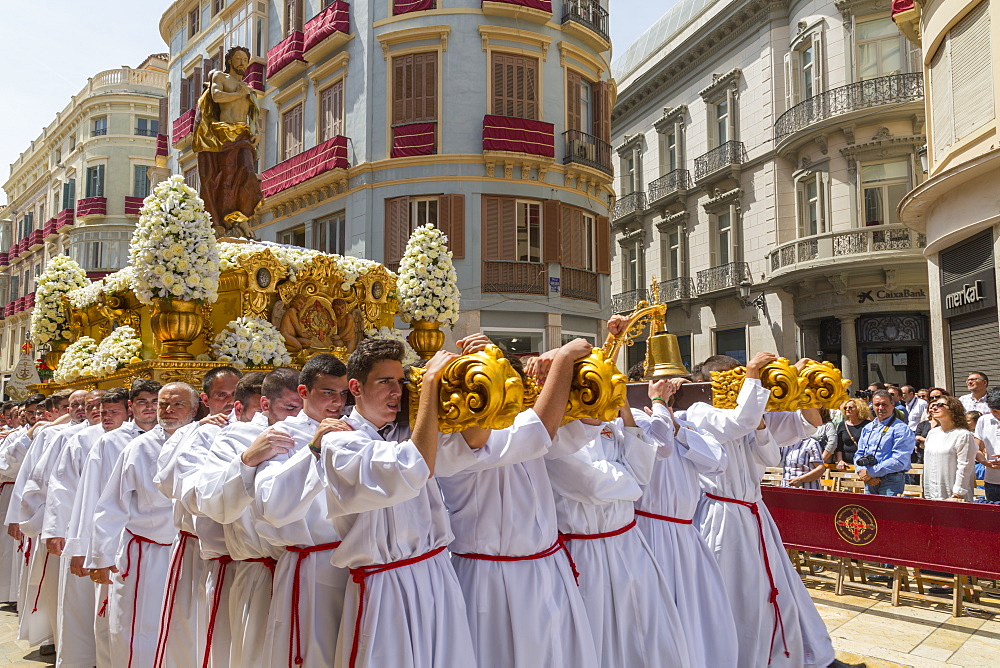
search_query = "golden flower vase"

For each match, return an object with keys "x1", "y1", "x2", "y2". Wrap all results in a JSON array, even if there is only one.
[
  {"x1": 408, "y1": 320, "x2": 446, "y2": 360},
  {"x1": 150, "y1": 298, "x2": 204, "y2": 360}
]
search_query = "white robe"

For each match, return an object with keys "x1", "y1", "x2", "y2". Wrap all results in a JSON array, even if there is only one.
[
  {"x1": 11, "y1": 422, "x2": 85, "y2": 647},
  {"x1": 686, "y1": 378, "x2": 837, "y2": 667},
  {"x1": 254, "y1": 410, "x2": 350, "y2": 668},
  {"x1": 633, "y1": 405, "x2": 739, "y2": 668},
  {"x1": 314, "y1": 411, "x2": 480, "y2": 668},
  {"x1": 437, "y1": 410, "x2": 598, "y2": 668},
  {"x1": 67, "y1": 420, "x2": 143, "y2": 668},
  {"x1": 89, "y1": 425, "x2": 178, "y2": 668},
  {"x1": 0, "y1": 426, "x2": 26, "y2": 603},
  {"x1": 155, "y1": 420, "x2": 232, "y2": 668},
  {"x1": 546, "y1": 420, "x2": 691, "y2": 668},
  {"x1": 43, "y1": 423, "x2": 106, "y2": 668},
  {"x1": 191, "y1": 412, "x2": 279, "y2": 668}
]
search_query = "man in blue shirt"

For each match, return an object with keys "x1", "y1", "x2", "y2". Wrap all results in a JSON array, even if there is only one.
[{"x1": 855, "y1": 390, "x2": 916, "y2": 496}]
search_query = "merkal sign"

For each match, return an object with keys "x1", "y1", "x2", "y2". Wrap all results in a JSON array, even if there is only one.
[{"x1": 944, "y1": 280, "x2": 985, "y2": 310}]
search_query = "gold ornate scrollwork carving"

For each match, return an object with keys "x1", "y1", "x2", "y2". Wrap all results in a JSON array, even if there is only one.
[
  {"x1": 799, "y1": 361, "x2": 852, "y2": 410},
  {"x1": 407, "y1": 345, "x2": 527, "y2": 433},
  {"x1": 711, "y1": 359, "x2": 852, "y2": 410},
  {"x1": 562, "y1": 347, "x2": 628, "y2": 425}
]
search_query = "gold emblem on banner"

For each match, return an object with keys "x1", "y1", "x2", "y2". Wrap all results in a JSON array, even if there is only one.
[{"x1": 834, "y1": 504, "x2": 878, "y2": 546}]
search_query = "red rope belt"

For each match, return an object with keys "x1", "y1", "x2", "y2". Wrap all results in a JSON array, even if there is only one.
[
  {"x1": 203, "y1": 555, "x2": 233, "y2": 668},
  {"x1": 634, "y1": 509, "x2": 694, "y2": 524},
  {"x1": 30, "y1": 552, "x2": 50, "y2": 614},
  {"x1": 20, "y1": 536, "x2": 31, "y2": 566},
  {"x1": 0, "y1": 481, "x2": 12, "y2": 495},
  {"x1": 121, "y1": 529, "x2": 171, "y2": 668},
  {"x1": 705, "y1": 493, "x2": 789, "y2": 663},
  {"x1": 284, "y1": 541, "x2": 342, "y2": 667},
  {"x1": 246, "y1": 556, "x2": 278, "y2": 578},
  {"x1": 560, "y1": 518, "x2": 637, "y2": 543},
  {"x1": 452, "y1": 537, "x2": 580, "y2": 585},
  {"x1": 347, "y1": 545, "x2": 447, "y2": 668},
  {"x1": 154, "y1": 530, "x2": 197, "y2": 668}
]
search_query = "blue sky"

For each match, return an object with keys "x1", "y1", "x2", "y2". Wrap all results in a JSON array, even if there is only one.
[{"x1": 0, "y1": 0, "x2": 675, "y2": 204}]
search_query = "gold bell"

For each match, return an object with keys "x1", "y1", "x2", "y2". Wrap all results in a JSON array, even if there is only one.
[{"x1": 643, "y1": 329, "x2": 690, "y2": 379}]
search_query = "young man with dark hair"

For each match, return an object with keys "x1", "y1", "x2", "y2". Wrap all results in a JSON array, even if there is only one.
[
  {"x1": 681, "y1": 352, "x2": 840, "y2": 668},
  {"x1": 438, "y1": 335, "x2": 602, "y2": 668},
  {"x1": 249, "y1": 354, "x2": 354, "y2": 667},
  {"x1": 66, "y1": 379, "x2": 160, "y2": 668},
  {"x1": 153, "y1": 365, "x2": 242, "y2": 668},
  {"x1": 188, "y1": 366, "x2": 302, "y2": 668},
  {"x1": 233, "y1": 371, "x2": 266, "y2": 421},
  {"x1": 88, "y1": 382, "x2": 200, "y2": 668},
  {"x1": 311, "y1": 338, "x2": 500, "y2": 667}
]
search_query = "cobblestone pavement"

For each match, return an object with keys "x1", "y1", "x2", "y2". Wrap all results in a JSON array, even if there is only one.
[{"x1": 0, "y1": 584, "x2": 996, "y2": 667}]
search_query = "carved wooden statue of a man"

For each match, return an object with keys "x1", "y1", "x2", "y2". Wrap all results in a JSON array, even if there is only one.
[{"x1": 193, "y1": 45, "x2": 263, "y2": 238}]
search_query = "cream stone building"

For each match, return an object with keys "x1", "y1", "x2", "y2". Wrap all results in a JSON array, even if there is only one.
[
  {"x1": 610, "y1": 0, "x2": 932, "y2": 387},
  {"x1": 0, "y1": 56, "x2": 168, "y2": 388},
  {"x1": 895, "y1": 0, "x2": 1000, "y2": 390}
]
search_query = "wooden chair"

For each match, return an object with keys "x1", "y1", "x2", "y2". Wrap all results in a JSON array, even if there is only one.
[
  {"x1": 974, "y1": 480, "x2": 986, "y2": 499},
  {"x1": 893, "y1": 567, "x2": 976, "y2": 617},
  {"x1": 902, "y1": 465, "x2": 924, "y2": 497},
  {"x1": 761, "y1": 467, "x2": 783, "y2": 487}
]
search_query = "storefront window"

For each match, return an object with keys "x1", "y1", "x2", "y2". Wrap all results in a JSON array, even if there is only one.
[{"x1": 483, "y1": 330, "x2": 544, "y2": 356}]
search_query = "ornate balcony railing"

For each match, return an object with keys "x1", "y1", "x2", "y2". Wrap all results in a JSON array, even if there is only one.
[
  {"x1": 775, "y1": 73, "x2": 924, "y2": 141},
  {"x1": 483, "y1": 261, "x2": 547, "y2": 295},
  {"x1": 612, "y1": 191, "x2": 646, "y2": 221},
  {"x1": 562, "y1": 0, "x2": 609, "y2": 43},
  {"x1": 611, "y1": 288, "x2": 648, "y2": 314},
  {"x1": 657, "y1": 276, "x2": 696, "y2": 302},
  {"x1": 693, "y1": 141, "x2": 747, "y2": 182},
  {"x1": 563, "y1": 129, "x2": 612, "y2": 174},
  {"x1": 767, "y1": 224, "x2": 928, "y2": 275},
  {"x1": 561, "y1": 267, "x2": 599, "y2": 302},
  {"x1": 696, "y1": 261, "x2": 751, "y2": 294},
  {"x1": 647, "y1": 169, "x2": 691, "y2": 204}
]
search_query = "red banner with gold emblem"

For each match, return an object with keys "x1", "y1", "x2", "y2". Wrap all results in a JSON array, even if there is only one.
[{"x1": 761, "y1": 487, "x2": 1000, "y2": 579}]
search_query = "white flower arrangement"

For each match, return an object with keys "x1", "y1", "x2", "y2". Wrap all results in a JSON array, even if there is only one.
[
  {"x1": 68, "y1": 267, "x2": 136, "y2": 310},
  {"x1": 52, "y1": 336, "x2": 97, "y2": 384},
  {"x1": 396, "y1": 224, "x2": 460, "y2": 326},
  {"x1": 90, "y1": 326, "x2": 143, "y2": 376},
  {"x1": 129, "y1": 175, "x2": 220, "y2": 304},
  {"x1": 365, "y1": 327, "x2": 419, "y2": 367},
  {"x1": 30, "y1": 255, "x2": 89, "y2": 345},
  {"x1": 211, "y1": 317, "x2": 292, "y2": 369}
]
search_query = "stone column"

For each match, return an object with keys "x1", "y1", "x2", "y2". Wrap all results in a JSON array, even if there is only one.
[
  {"x1": 545, "y1": 312, "x2": 562, "y2": 352},
  {"x1": 840, "y1": 314, "x2": 859, "y2": 388}
]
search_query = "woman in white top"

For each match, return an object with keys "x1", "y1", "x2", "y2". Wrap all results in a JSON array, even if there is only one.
[{"x1": 922, "y1": 396, "x2": 978, "y2": 501}]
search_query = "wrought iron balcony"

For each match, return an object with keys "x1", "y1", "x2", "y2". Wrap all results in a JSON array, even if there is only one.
[
  {"x1": 483, "y1": 261, "x2": 547, "y2": 295},
  {"x1": 696, "y1": 261, "x2": 751, "y2": 294},
  {"x1": 562, "y1": 0, "x2": 609, "y2": 44},
  {"x1": 775, "y1": 73, "x2": 924, "y2": 141},
  {"x1": 563, "y1": 130, "x2": 612, "y2": 174},
  {"x1": 657, "y1": 276, "x2": 696, "y2": 302},
  {"x1": 647, "y1": 169, "x2": 691, "y2": 206},
  {"x1": 693, "y1": 141, "x2": 747, "y2": 183},
  {"x1": 611, "y1": 288, "x2": 648, "y2": 314},
  {"x1": 561, "y1": 267, "x2": 599, "y2": 302},
  {"x1": 767, "y1": 224, "x2": 927, "y2": 277},
  {"x1": 612, "y1": 191, "x2": 646, "y2": 222}
]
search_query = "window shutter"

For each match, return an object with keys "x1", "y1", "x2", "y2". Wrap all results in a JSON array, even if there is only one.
[
  {"x1": 492, "y1": 54, "x2": 538, "y2": 120},
  {"x1": 97, "y1": 164, "x2": 105, "y2": 197},
  {"x1": 331, "y1": 80, "x2": 344, "y2": 137},
  {"x1": 180, "y1": 77, "x2": 191, "y2": 110},
  {"x1": 951, "y1": 1, "x2": 993, "y2": 140},
  {"x1": 567, "y1": 72, "x2": 582, "y2": 132},
  {"x1": 500, "y1": 199, "x2": 516, "y2": 261},
  {"x1": 811, "y1": 32, "x2": 824, "y2": 96},
  {"x1": 483, "y1": 196, "x2": 501, "y2": 260},
  {"x1": 393, "y1": 56, "x2": 408, "y2": 124},
  {"x1": 492, "y1": 54, "x2": 507, "y2": 116},
  {"x1": 595, "y1": 215, "x2": 611, "y2": 274},
  {"x1": 592, "y1": 80, "x2": 611, "y2": 142},
  {"x1": 437, "y1": 194, "x2": 465, "y2": 259},
  {"x1": 417, "y1": 53, "x2": 437, "y2": 123},
  {"x1": 930, "y1": 43, "x2": 954, "y2": 160},
  {"x1": 203, "y1": 57, "x2": 214, "y2": 80},
  {"x1": 158, "y1": 97, "x2": 169, "y2": 130},
  {"x1": 543, "y1": 200, "x2": 561, "y2": 263},
  {"x1": 783, "y1": 52, "x2": 795, "y2": 109},
  {"x1": 524, "y1": 57, "x2": 537, "y2": 121},
  {"x1": 192, "y1": 68, "x2": 203, "y2": 105},
  {"x1": 385, "y1": 196, "x2": 410, "y2": 264}
]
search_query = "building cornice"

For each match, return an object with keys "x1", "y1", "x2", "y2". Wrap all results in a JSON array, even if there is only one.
[
  {"x1": 699, "y1": 68, "x2": 741, "y2": 100},
  {"x1": 615, "y1": 134, "x2": 644, "y2": 156},
  {"x1": 612, "y1": 0, "x2": 786, "y2": 125}
]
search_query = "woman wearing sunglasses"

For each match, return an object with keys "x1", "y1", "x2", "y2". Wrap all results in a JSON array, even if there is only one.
[{"x1": 922, "y1": 396, "x2": 978, "y2": 501}]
